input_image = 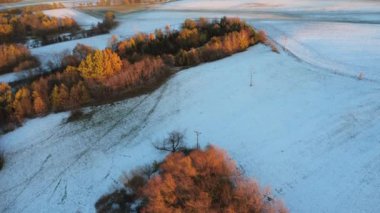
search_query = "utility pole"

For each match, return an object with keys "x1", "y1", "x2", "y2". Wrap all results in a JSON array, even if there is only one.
[{"x1": 194, "y1": 131, "x2": 201, "y2": 149}]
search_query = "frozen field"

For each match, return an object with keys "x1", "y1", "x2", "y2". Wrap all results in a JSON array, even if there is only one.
[
  {"x1": 255, "y1": 21, "x2": 380, "y2": 81},
  {"x1": 2, "y1": 44, "x2": 380, "y2": 213},
  {"x1": 1, "y1": 0, "x2": 380, "y2": 212}
]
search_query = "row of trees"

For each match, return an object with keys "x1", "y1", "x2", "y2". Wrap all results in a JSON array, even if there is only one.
[
  {"x1": 0, "y1": 9, "x2": 79, "y2": 43},
  {"x1": 116, "y1": 17, "x2": 257, "y2": 58},
  {"x1": 0, "y1": 46, "x2": 164, "y2": 129},
  {"x1": 96, "y1": 143, "x2": 288, "y2": 212},
  {"x1": 175, "y1": 29, "x2": 252, "y2": 66},
  {"x1": 0, "y1": 10, "x2": 117, "y2": 74},
  {"x1": 1, "y1": 17, "x2": 261, "y2": 132},
  {"x1": 0, "y1": 44, "x2": 40, "y2": 74},
  {"x1": 0, "y1": 4, "x2": 116, "y2": 46},
  {"x1": 0, "y1": 78, "x2": 91, "y2": 128}
]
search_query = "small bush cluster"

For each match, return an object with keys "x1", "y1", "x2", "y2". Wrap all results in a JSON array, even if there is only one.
[
  {"x1": 0, "y1": 152, "x2": 4, "y2": 171},
  {"x1": 66, "y1": 110, "x2": 84, "y2": 122},
  {"x1": 96, "y1": 145, "x2": 287, "y2": 213}
]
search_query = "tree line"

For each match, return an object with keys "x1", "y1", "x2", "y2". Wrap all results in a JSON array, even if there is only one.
[
  {"x1": 0, "y1": 4, "x2": 117, "y2": 45},
  {"x1": 0, "y1": 4, "x2": 79, "y2": 43},
  {"x1": 0, "y1": 17, "x2": 266, "y2": 132},
  {"x1": 0, "y1": 10, "x2": 117, "y2": 75}
]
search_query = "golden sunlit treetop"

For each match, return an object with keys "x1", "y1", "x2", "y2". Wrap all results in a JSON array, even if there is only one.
[{"x1": 78, "y1": 49, "x2": 122, "y2": 81}]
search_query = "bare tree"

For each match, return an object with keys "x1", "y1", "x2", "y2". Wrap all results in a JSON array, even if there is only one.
[
  {"x1": 107, "y1": 35, "x2": 119, "y2": 50},
  {"x1": 153, "y1": 131, "x2": 186, "y2": 153}
]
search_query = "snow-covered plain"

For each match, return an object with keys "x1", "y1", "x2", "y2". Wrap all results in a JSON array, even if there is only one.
[{"x1": 1, "y1": 0, "x2": 380, "y2": 212}]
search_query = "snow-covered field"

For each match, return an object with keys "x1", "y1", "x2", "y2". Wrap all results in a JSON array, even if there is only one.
[
  {"x1": 255, "y1": 21, "x2": 380, "y2": 81},
  {"x1": 43, "y1": 8, "x2": 101, "y2": 30},
  {"x1": 1, "y1": 0, "x2": 380, "y2": 212}
]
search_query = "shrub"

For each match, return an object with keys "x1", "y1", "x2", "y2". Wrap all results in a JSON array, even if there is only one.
[
  {"x1": 0, "y1": 152, "x2": 4, "y2": 171},
  {"x1": 95, "y1": 189, "x2": 133, "y2": 213},
  {"x1": 124, "y1": 164, "x2": 158, "y2": 194},
  {"x1": 66, "y1": 110, "x2": 84, "y2": 122}
]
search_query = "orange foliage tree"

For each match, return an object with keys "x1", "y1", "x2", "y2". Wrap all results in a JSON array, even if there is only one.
[
  {"x1": 96, "y1": 146, "x2": 287, "y2": 213},
  {"x1": 78, "y1": 49, "x2": 122, "y2": 81},
  {"x1": 141, "y1": 146, "x2": 287, "y2": 213},
  {"x1": 13, "y1": 87, "x2": 33, "y2": 122},
  {"x1": 0, "y1": 44, "x2": 39, "y2": 74},
  {"x1": 32, "y1": 91, "x2": 47, "y2": 115}
]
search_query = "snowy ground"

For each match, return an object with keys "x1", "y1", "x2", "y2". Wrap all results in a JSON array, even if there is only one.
[
  {"x1": 1, "y1": 0, "x2": 380, "y2": 212},
  {"x1": 2, "y1": 44, "x2": 380, "y2": 213},
  {"x1": 43, "y1": 8, "x2": 101, "y2": 30}
]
